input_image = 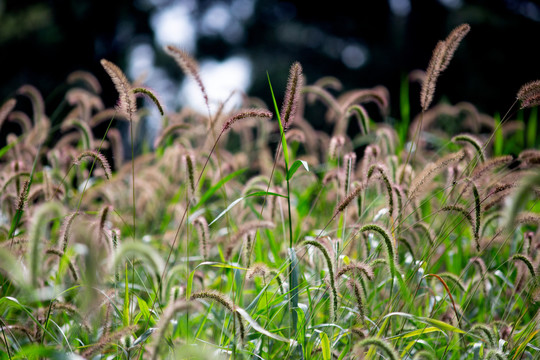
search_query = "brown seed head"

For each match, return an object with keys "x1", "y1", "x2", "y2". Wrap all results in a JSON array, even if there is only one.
[
  {"x1": 222, "y1": 109, "x2": 273, "y2": 131},
  {"x1": 517, "y1": 80, "x2": 540, "y2": 109},
  {"x1": 100, "y1": 59, "x2": 136, "y2": 116},
  {"x1": 281, "y1": 62, "x2": 303, "y2": 130}
]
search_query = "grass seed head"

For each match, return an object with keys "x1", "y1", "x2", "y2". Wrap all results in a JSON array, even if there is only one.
[
  {"x1": 517, "y1": 80, "x2": 540, "y2": 108},
  {"x1": 281, "y1": 61, "x2": 303, "y2": 130}
]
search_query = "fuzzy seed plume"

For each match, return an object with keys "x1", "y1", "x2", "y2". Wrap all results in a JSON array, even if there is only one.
[
  {"x1": 346, "y1": 104, "x2": 369, "y2": 135},
  {"x1": 281, "y1": 61, "x2": 303, "y2": 130},
  {"x1": 190, "y1": 290, "x2": 245, "y2": 343},
  {"x1": 60, "y1": 212, "x2": 79, "y2": 252},
  {"x1": 336, "y1": 262, "x2": 374, "y2": 281},
  {"x1": 15, "y1": 180, "x2": 30, "y2": 213},
  {"x1": 452, "y1": 133, "x2": 485, "y2": 162},
  {"x1": 470, "y1": 256, "x2": 487, "y2": 277},
  {"x1": 45, "y1": 248, "x2": 80, "y2": 281},
  {"x1": 340, "y1": 87, "x2": 389, "y2": 117},
  {"x1": 132, "y1": 87, "x2": 164, "y2": 115},
  {"x1": 67, "y1": 70, "x2": 102, "y2": 94},
  {"x1": 360, "y1": 224, "x2": 399, "y2": 278},
  {"x1": 408, "y1": 150, "x2": 465, "y2": 201},
  {"x1": 367, "y1": 164, "x2": 394, "y2": 217},
  {"x1": 0, "y1": 98, "x2": 16, "y2": 127},
  {"x1": 191, "y1": 289, "x2": 235, "y2": 312},
  {"x1": 344, "y1": 152, "x2": 357, "y2": 194},
  {"x1": 346, "y1": 278, "x2": 365, "y2": 321},
  {"x1": 356, "y1": 338, "x2": 399, "y2": 360},
  {"x1": 471, "y1": 155, "x2": 512, "y2": 182},
  {"x1": 17, "y1": 84, "x2": 44, "y2": 123},
  {"x1": 515, "y1": 212, "x2": 540, "y2": 225},
  {"x1": 247, "y1": 263, "x2": 269, "y2": 280},
  {"x1": 73, "y1": 150, "x2": 112, "y2": 180},
  {"x1": 222, "y1": 108, "x2": 273, "y2": 131},
  {"x1": 183, "y1": 154, "x2": 196, "y2": 196},
  {"x1": 229, "y1": 220, "x2": 275, "y2": 245},
  {"x1": 243, "y1": 231, "x2": 254, "y2": 268},
  {"x1": 517, "y1": 80, "x2": 540, "y2": 109},
  {"x1": 82, "y1": 325, "x2": 138, "y2": 358},
  {"x1": 194, "y1": 216, "x2": 209, "y2": 260},
  {"x1": 285, "y1": 128, "x2": 306, "y2": 143},
  {"x1": 164, "y1": 45, "x2": 209, "y2": 111},
  {"x1": 421, "y1": 41, "x2": 445, "y2": 111},
  {"x1": 470, "y1": 324, "x2": 496, "y2": 348},
  {"x1": 98, "y1": 205, "x2": 111, "y2": 234},
  {"x1": 100, "y1": 59, "x2": 136, "y2": 116},
  {"x1": 334, "y1": 182, "x2": 366, "y2": 218},
  {"x1": 512, "y1": 254, "x2": 538, "y2": 285},
  {"x1": 471, "y1": 181, "x2": 481, "y2": 250},
  {"x1": 420, "y1": 24, "x2": 470, "y2": 111},
  {"x1": 328, "y1": 135, "x2": 346, "y2": 160},
  {"x1": 303, "y1": 239, "x2": 338, "y2": 321},
  {"x1": 97, "y1": 205, "x2": 113, "y2": 251},
  {"x1": 439, "y1": 24, "x2": 471, "y2": 71}
]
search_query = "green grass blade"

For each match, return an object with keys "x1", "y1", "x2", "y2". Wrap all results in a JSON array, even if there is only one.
[
  {"x1": 192, "y1": 168, "x2": 247, "y2": 211},
  {"x1": 209, "y1": 191, "x2": 286, "y2": 226},
  {"x1": 0, "y1": 141, "x2": 16, "y2": 160},
  {"x1": 287, "y1": 159, "x2": 309, "y2": 180},
  {"x1": 267, "y1": 71, "x2": 289, "y2": 168},
  {"x1": 124, "y1": 263, "x2": 130, "y2": 326},
  {"x1": 236, "y1": 307, "x2": 293, "y2": 343},
  {"x1": 289, "y1": 248, "x2": 299, "y2": 338},
  {"x1": 320, "y1": 331, "x2": 331, "y2": 360},
  {"x1": 494, "y1": 112, "x2": 503, "y2": 156},
  {"x1": 136, "y1": 295, "x2": 150, "y2": 324},
  {"x1": 389, "y1": 326, "x2": 443, "y2": 340}
]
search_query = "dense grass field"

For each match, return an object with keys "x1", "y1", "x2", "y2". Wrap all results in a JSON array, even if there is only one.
[{"x1": 1, "y1": 23, "x2": 540, "y2": 359}]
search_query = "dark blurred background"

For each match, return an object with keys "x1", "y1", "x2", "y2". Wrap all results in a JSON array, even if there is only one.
[{"x1": 1, "y1": 0, "x2": 540, "y2": 136}]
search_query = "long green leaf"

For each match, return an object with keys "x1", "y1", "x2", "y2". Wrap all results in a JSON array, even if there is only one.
[
  {"x1": 0, "y1": 141, "x2": 16, "y2": 160},
  {"x1": 289, "y1": 248, "x2": 299, "y2": 337},
  {"x1": 236, "y1": 307, "x2": 294, "y2": 344},
  {"x1": 124, "y1": 263, "x2": 130, "y2": 326},
  {"x1": 382, "y1": 312, "x2": 465, "y2": 334},
  {"x1": 389, "y1": 326, "x2": 443, "y2": 340},
  {"x1": 193, "y1": 168, "x2": 247, "y2": 211},
  {"x1": 267, "y1": 72, "x2": 289, "y2": 168},
  {"x1": 287, "y1": 159, "x2": 309, "y2": 180},
  {"x1": 320, "y1": 331, "x2": 331, "y2": 360},
  {"x1": 136, "y1": 295, "x2": 150, "y2": 323},
  {"x1": 209, "y1": 191, "x2": 286, "y2": 226},
  {"x1": 513, "y1": 329, "x2": 538, "y2": 360}
]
